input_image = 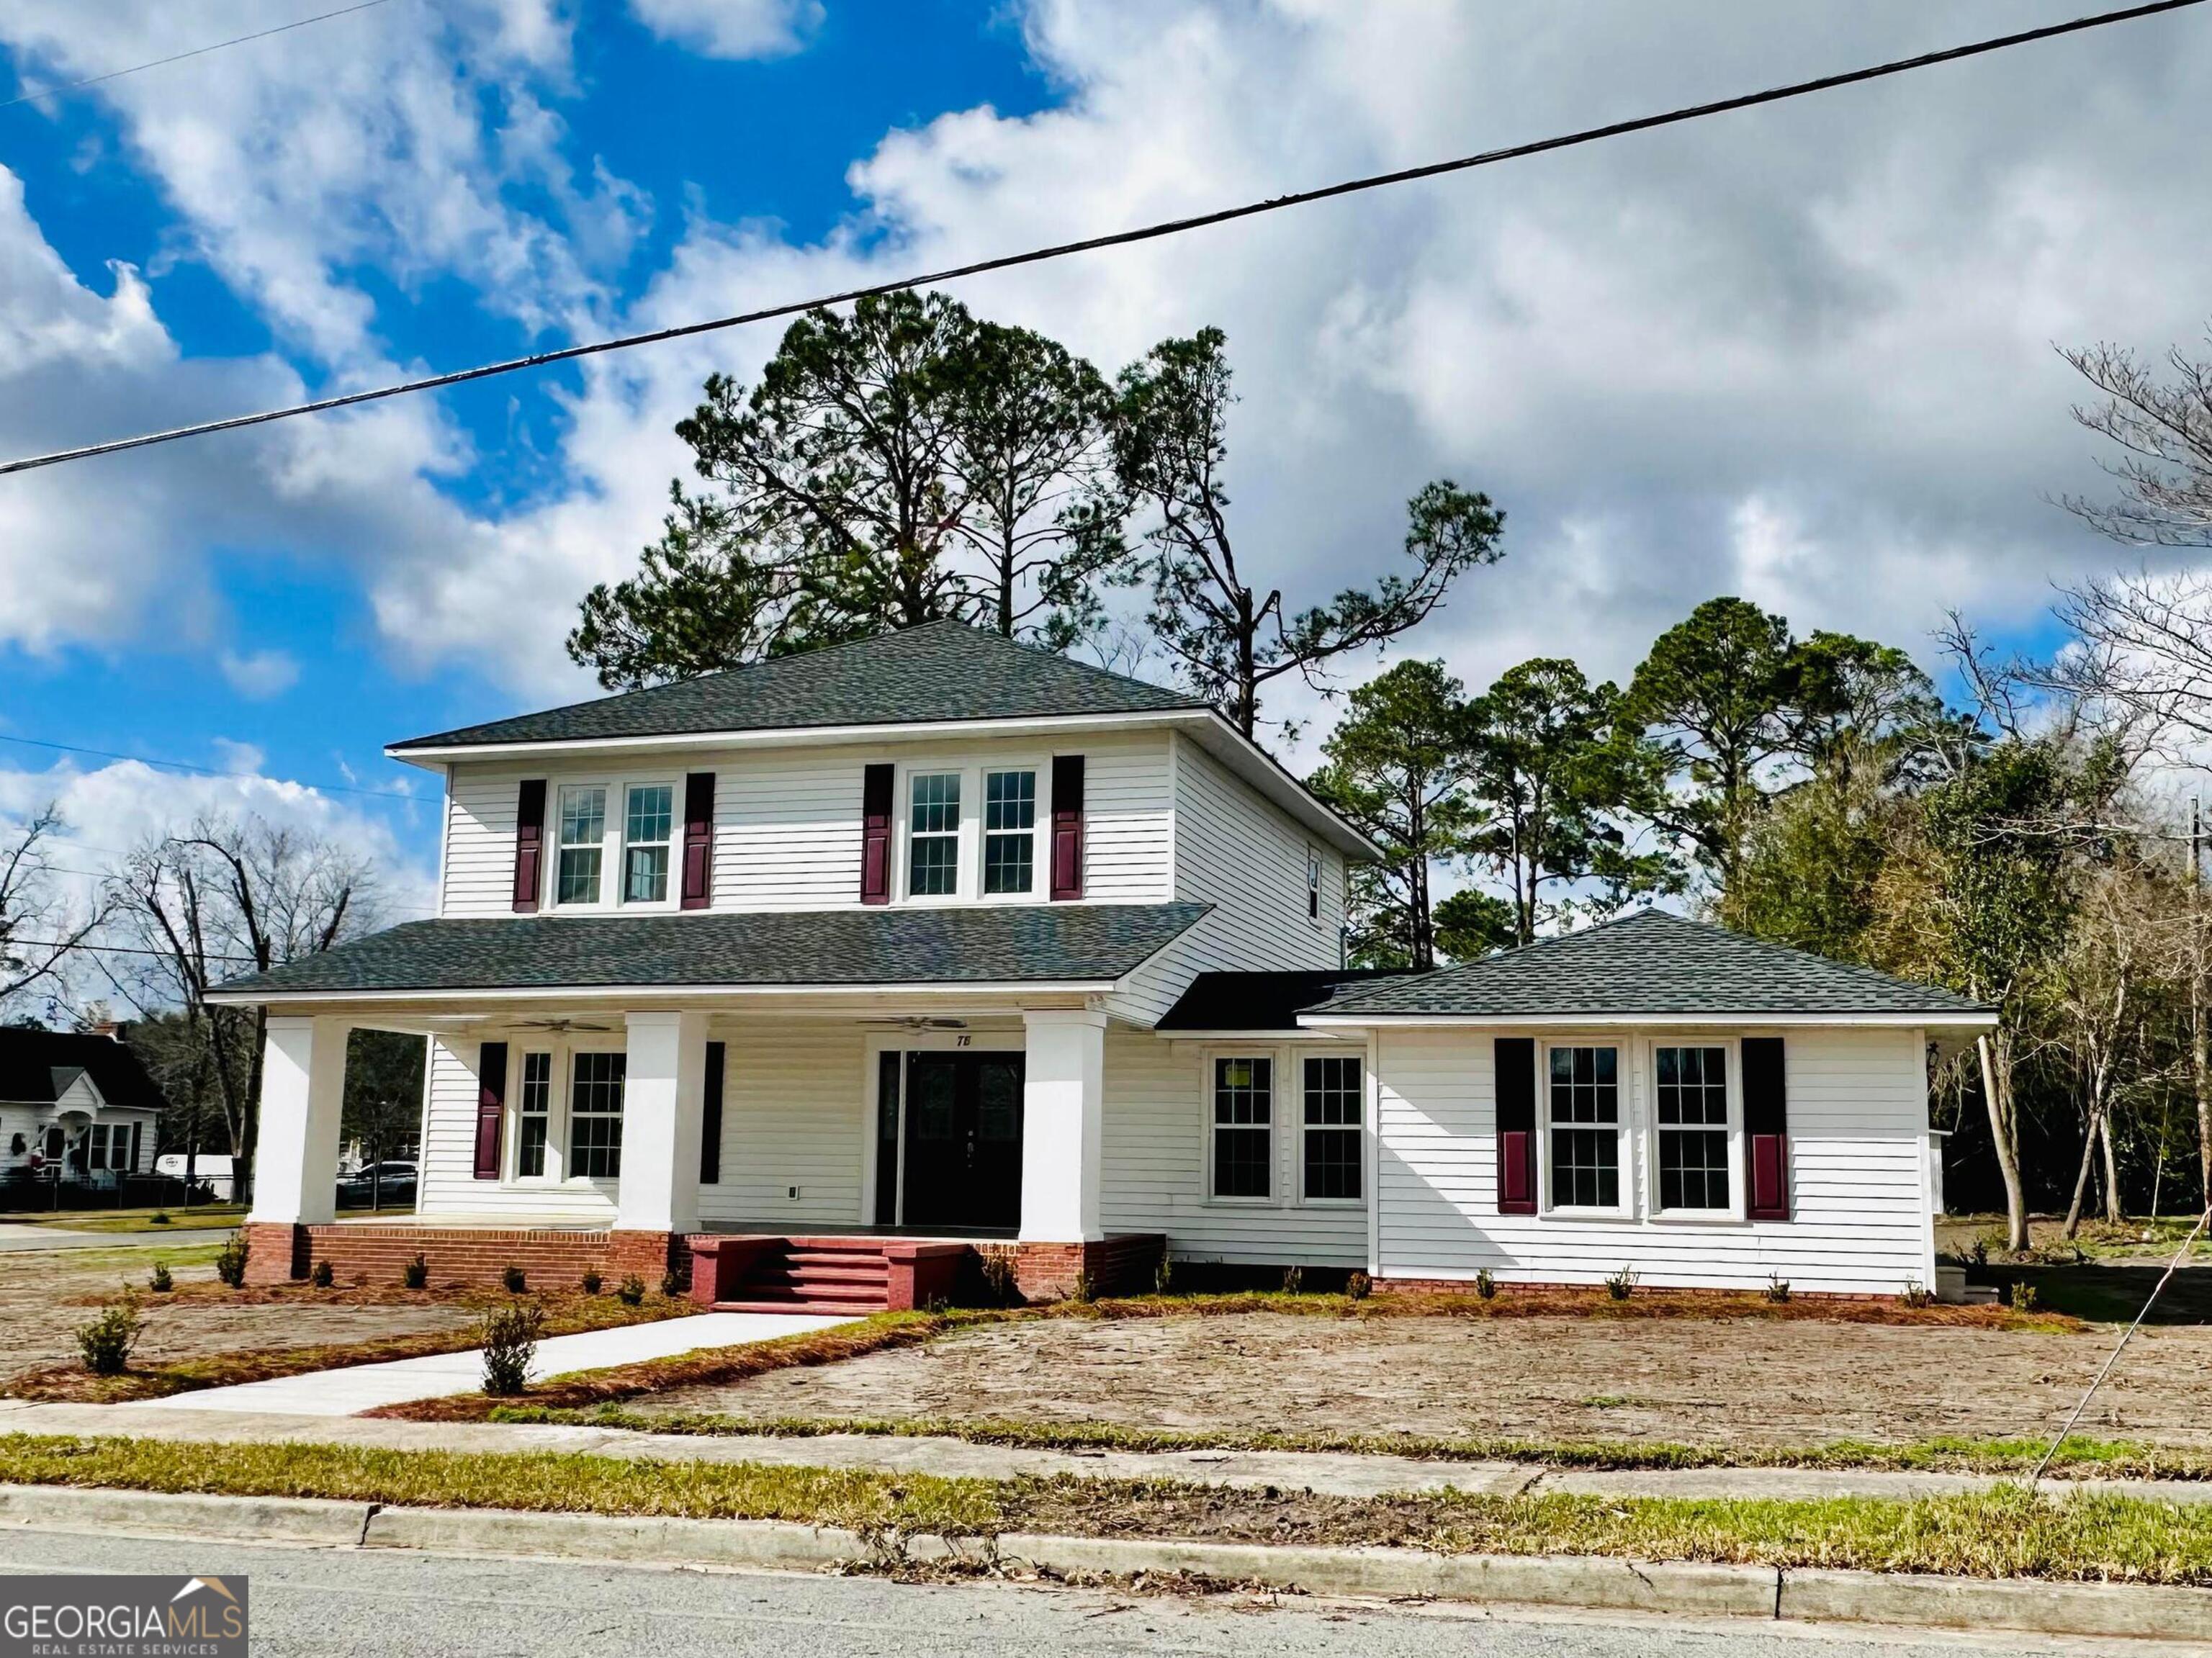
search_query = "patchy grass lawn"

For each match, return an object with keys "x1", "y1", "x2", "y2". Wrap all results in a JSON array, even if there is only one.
[
  {"x1": 0, "y1": 1204, "x2": 251, "y2": 1233},
  {"x1": 4, "y1": 1433, "x2": 2212, "y2": 1584},
  {"x1": 0, "y1": 1253, "x2": 697, "y2": 1402},
  {"x1": 567, "y1": 1302, "x2": 2211, "y2": 1454}
]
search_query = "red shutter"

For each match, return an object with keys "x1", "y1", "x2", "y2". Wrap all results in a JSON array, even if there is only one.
[
  {"x1": 1050, "y1": 754, "x2": 1085, "y2": 901},
  {"x1": 681, "y1": 772, "x2": 715, "y2": 911},
  {"x1": 1494, "y1": 1037, "x2": 1537, "y2": 1214},
  {"x1": 1752, "y1": 1039, "x2": 1787, "y2": 1220},
  {"x1": 860, "y1": 763, "x2": 894, "y2": 904},
  {"x1": 511, "y1": 780, "x2": 547, "y2": 914},
  {"x1": 1743, "y1": 1036, "x2": 1789, "y2": 1220},
  {"x1": 473, "y1": 1042, "x2": 508, "y2": 1181}
]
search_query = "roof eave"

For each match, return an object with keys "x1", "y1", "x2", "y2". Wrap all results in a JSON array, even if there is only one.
[
  {"x1": 207, "y1": 977, "x2": 1128, "y2": 1010},
  {"x1": 1298, "y1": 1009, "x2": 1998, "y2": 1030}
]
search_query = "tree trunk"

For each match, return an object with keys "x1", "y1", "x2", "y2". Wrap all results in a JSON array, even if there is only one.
[
  {"x1": 2100, "y1": 1109, "x2": 2123, "y2": 1225},
  {"x1": 2064, "y1": 1104, "x2": 2104, "y2": 1239},
  {"x1": 1978, "y1": 1031, "x2": 2029, "y2": 1252}
]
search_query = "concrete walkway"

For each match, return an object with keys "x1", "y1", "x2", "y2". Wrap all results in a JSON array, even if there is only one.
[
  {"x1": 4, "y1": 1397, "x2": 2208, "y2": 1507},
  {"x1": 0, "y1": 1222, "x2": 235, "y2": 1252},
  {"x1": 122, "y1": 1312, "x2": 854, "y2": 1416}
]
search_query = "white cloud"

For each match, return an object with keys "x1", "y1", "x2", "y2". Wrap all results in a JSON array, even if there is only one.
[
  {"x1": 217, "y1": 649, "x2": 300, "y2": 700},
  {"x1": 628, "y1": 0, "x2": 822, "y2": 59},
  {"x1": 209, "y1": 738, "x2": 267, "y2": 775}
]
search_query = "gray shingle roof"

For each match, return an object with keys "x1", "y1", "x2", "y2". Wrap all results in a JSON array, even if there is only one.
[
  {"x1": 211, "y1": 904, "x2": 1210, "y2": 998},
  {"x1": 1156, "y1": 969, "x2": 1420, "y2": 1031},
  {"x1": 0, "y1": 1030, "x2": 171, "y2": 1112},
  {"x1": 1313, "y1": 909, "x2": 1993, "y2": 1019},
  {"x1": 391, "y1": 621, "x2": 1205, "y2": 750}
]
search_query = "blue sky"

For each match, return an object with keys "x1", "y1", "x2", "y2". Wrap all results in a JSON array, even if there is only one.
[{"x1": 2, "y1": 1, "x2": 2208, "y2": 914}]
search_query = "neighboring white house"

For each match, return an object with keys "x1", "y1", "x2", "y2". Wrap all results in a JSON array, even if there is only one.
[
  {"x1": 0, "y1": 1027, "x2": 167, "y2": 1191},
  {"x1": 209, "y1": 621, "x2": 1992, "y2": 1304}
]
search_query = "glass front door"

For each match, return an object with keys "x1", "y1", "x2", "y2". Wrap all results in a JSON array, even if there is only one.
[{"x1": 899, "y1": 1051, "x2": 1025, "y2": 1231}]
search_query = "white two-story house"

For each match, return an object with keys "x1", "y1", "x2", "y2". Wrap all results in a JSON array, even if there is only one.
[{"x1": 213, "y1": 621, "x2": 1994, "y2": 1306}]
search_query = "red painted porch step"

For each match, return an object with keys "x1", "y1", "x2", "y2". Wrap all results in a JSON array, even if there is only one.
[{"x1": 710, "y1": 1239, "x2": 900, "y2": 1315}]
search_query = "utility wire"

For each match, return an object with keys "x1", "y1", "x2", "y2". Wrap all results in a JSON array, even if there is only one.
[
  {"x1": 2, "y1": 0, "x2": 2201, "y2": 477},
  {"x1": 2, "y1": 936, "x2": 258, "y2": 965},
  {"x1": 0, "y1": 733, "x2": 421, "y2": 803},
  {"x1": 0, "y1": 0, "x2": 398, "y2": 114}
]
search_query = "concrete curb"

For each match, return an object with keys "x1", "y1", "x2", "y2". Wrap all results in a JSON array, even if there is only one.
[{"x1": 4, "y1": 1482, "x2": 2211, "y2": 1640}]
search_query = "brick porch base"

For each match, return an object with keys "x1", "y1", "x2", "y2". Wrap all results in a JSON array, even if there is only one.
[{"x1": 240, "y1": 1222, "x2": 678, "y2": 1291}]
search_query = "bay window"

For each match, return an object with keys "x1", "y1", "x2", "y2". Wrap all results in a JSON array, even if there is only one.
[{"x1": 1547, "y1": 1044, "x2": 1621, "y2": 1209}]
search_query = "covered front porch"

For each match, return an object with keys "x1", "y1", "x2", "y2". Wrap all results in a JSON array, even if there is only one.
[{"x1": 238, "y1": 993, "x2": 1162, "y2": 1303}]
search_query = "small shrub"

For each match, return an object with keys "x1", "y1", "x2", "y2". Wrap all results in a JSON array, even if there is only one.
[
  {"x1": 659, "y1": 1269, "x2": 685, "y2": 1299},
  {"x1": 501, "y1": 1263, "x2": 527, "y2": 1294},
  {"x1": 1475, "y1": 1269, "x2": 1497, "y2": 1300},
  {"x1": 1765, "y1": 1273, "x2": 1791, "y2": 1304},
  {"x1": 1069, "y1": 1269, "x2": 1096, "y2": 1305},
  {"x1": 478, "y1": 1299, "x2": 544, "y2": 1396},
  {"x1": 981, "y1": 1251, "x2": 1017, "y2": 1305},
  {"x1": 1901, "y1": 1278, "x2": 1936, "y2": 1309},
  {"x1": 2007, "y1": 1279, "x2": 2039, "y2": 1312},
  {"x1": 309, "y1": 1258, "x2": 335, "y2": 1289},
  {"x1": 214, "y1": 1233, "x2": 248, "y2": 1289},
  {"x1": 402, "y1": 1253, "x2": 428, "y2": 1290},
  {"x1": 580, "y1": 1269, "x2": 603, "y2": 1296},
  {"x1": 1151, "y1": 1255, "x2": 1174, "y2": 1296},
  {"x1": 615, "y1": 1274, "x2": 646, "y2": 1307},
  {"x1": 1969, "y1": 1233, "x2": 2000, "y2": 1270},
  {"x1": 1346, "y1": 1269, "x2": 1372, "y2": 1301},
  {"x1": 1280, "y1": 1263, "x2": 1303, "y2": 1294},
  {"x1": 1604, "y1": 1266, "x2": 1637, "y2": 1302},
  {"x1": 147, "y1": 1262, "x2": 173, "y2": 1294},
  {"x1": 76, "y1": 1294, "x2": 144, "y2": 1376},
  {"x1": 150, "y1": 1211, "x2": 171, "y2": 1226}
]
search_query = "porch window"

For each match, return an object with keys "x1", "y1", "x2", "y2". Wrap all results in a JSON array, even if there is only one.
[
  {"x1": 89, "y1": 1124, "x2": 114, "y2": 1171},
  {"x1": 556, "y1": 786, "x2": 606, "y2": 905},
  {"x1": 1211, "y1": 1055, "x2": 1273, "y2": 1199},
  {"x1": 1547, "y1": 1045, "x2": 1620, "y2": 1209},
  {"x1": 622, "y1": 784, "x2": 674, "y2": 904},
  {"x1": 567, "y1": 1051, "x2": 626, "y2": 1179},
  {"x1": 983, "y1": 769, "x2": 1036, "y2": 894},
  {"x1": 1655, "y1": 1045, "x2": 1731, "y2": 1212},
  {"x1": 1302, "y1": 1055, "x2": 1362, "y2": 1200},
  {"x1": 515, "y1": 1050, "x2": 553, "y2": 1178},
  {"x1": 909, "y1": 772, "x2": 961, "y2": 896}
]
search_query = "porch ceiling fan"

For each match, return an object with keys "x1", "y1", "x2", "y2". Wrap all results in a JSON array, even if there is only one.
[
  {"x1": 510, "y1": 1017, "x2": 615, "y2": 1033},
  {"x1": 861, "y1": 1017, "x2": 968, "y2": 1032}
]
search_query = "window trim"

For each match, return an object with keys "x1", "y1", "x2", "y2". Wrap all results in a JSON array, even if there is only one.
[
  {"x1": 543, "y1": 772, "x2": 682, "y2": 914},
  {"x1": 509, "y1": 1047, "x2": 559, "y2": 1183},
  {"x1": 552, "y1": 783, "x2": 608, "y2": 909},
  {"x1": 498, "y1": 1036, "x2": 627, "y2": 1188},
  {"x1": 564, "y1": 1046, "x2": 629, "y2": 1184},
  {"x1": 892, "y1": 755, "x2": 1053, "y2": 907},
  {"x1": 619, "y1": 780, "x2": 677, "y2": 906},
  {"x1": 1296, "y1": 1050, "x2": 1364, "y2": 1208},
  {"x1": 980, "y1": 765, "x2": 1043, "y2": 901},
  {"x1": 1202, "y1": 1047, "x2": 1281, "y2": 1207},
  {"x1": 1539, "y1": 1038, "x2": 1633, "y2": 1218},
  {"x1": 1645, "y1": 1035, "x2": 1748, "y2": 1223}
]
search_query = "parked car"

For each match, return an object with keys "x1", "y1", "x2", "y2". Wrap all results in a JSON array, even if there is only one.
[{"x1": 337, "y1": 1161, "x2": 418, "y2": 1208}]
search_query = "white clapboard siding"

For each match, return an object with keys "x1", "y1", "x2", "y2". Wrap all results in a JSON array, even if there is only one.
[
  {"x1": 1101, "y1": 1030, "x2": 1367, "y2": 1266},
  {"x1": 1113, "y1": 735, "x2": 1344, "y2": 1024},
  {"x1": 1374, "y1": 1026, "x2": 1935, "y2": 1295},
  {"x1": 696, "y1": 1022, "x2": 869, "y2": 1226},
  {"x1": 439, "y1": 733, "x2": 1173, "y2": 919}
]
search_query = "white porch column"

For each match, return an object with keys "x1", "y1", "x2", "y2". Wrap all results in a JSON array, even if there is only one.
[
  {"x1": 249, "y1": 1015, "x2": 349, "y2": 1225},
  {"x1": 1019, "y1": 1008, "x2": 1107, "y2": 1242},
  {"x1": 617, "y1": 1010, "x2": 707, "y2": 1233}
]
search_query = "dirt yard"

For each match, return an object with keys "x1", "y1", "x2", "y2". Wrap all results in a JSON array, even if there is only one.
[
  {"x1": 634, "y1": 1310, "x2": 2212, "y2": 1449},
  {"x1": 0, "y1": 1246, "x2": 478, "y2": 1387}
]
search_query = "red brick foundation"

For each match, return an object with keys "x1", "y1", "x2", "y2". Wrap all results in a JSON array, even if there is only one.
[
  {"x1": 242, "y1": 1223, "x2": 678, "y2": 1292},
  {"x1": 1371, "y1": 1275, "x2": 1906, "y2": 1303},
  {"x1": 994, "y1": 1233, "x2": 1165, "y2": 1302}
]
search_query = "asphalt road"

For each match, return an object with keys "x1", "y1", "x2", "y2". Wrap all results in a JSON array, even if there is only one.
[{"x1": 1, "y1": 1530, "x2": 2190, "y2": 1658}]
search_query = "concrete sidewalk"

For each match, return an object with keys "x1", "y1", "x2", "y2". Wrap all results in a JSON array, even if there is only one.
[
  {"x1": 126, "y1": 1312, "x2": 855, "y2": 1416},
  {"x1": 0, "y1": 1222, "x2": 235, "y2": 1252},
  {"x1": 4, "y1": 1397, "x2": 2208, "y2": 1507}
]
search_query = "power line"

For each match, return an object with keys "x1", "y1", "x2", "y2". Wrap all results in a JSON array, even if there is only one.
[
  {"x1": 3, "y1": 936, "x2": 257, "y2": 965},
  {"x1": 1, "y1": 0, "x2": 2199, "y2": 479},
  {"x1": 0, "y1": 733, "x2": 421, "y2": 803},
  {"x1": 0, "y1": 0, "x2": 399, "y2": 114}
]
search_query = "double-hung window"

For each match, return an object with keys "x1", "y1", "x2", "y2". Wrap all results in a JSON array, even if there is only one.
[
  {"x1": 556, "y1": 786, "x2": 606, "y2": 905},
  {"x1": 515, "y1": 1050, "x2": 554, "y2": 1179},
  {"x1": 567, "y1": 1052, "x2": 626, "y2": 1179},
  {"x1": 908, "y1": 773, "x2": 961, "y2": 897},
  {"x1": 622, "y1": 784, "x2": 673, "y2": 904},
  {"x1": 1655, "y1": 1045, "x2": 1731, "y2": 1212},
  {"x1": 1302, "y1": 1055, "x2": 1361, "y2": 1201},
  {"x1": 1211, "y1": 1055, "x2": 1273, "y2": 1199},
  {"x1": 1547, "y1": 1045, "x2": 1621, "y2": 1209},
  {"x1": 983, "y1": 769, "x2": 1037, "y2": 895}
]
